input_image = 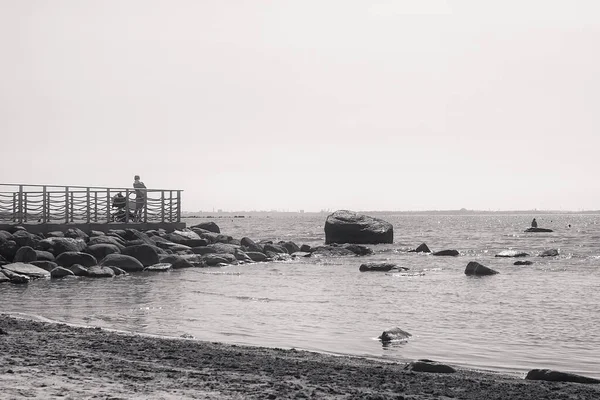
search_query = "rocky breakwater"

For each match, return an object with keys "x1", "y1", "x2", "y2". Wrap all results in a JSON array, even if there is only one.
[
  {"x1": 324, "y1": 210, "x2": 393, "y2": 244},
  {"x1": 0, "y1": 223, "x2": 375, "y2": 284}
]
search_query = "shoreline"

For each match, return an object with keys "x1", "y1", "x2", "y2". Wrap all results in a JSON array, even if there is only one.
[{"x1": 2, "y1": 314, "x2": 599, "y2": 399}]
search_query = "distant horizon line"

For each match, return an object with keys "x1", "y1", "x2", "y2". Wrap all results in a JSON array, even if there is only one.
[{"x1": 181, "y1": 209, "x2": 600, "y2": 215}]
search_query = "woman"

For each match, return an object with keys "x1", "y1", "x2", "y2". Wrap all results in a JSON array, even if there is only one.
[{"x1": 133, "y1": 175, "x2": 147, "y2": 222}]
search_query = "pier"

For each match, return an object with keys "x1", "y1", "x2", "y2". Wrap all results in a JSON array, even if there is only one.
[{"x1": 0, "y1": 184, "x2": 185, "y2": 234}]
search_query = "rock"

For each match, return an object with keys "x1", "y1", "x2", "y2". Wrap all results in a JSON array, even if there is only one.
[
  {"x1": 84, "y1": 244, "x2": 121, "y2": 260},
  {"x1": 409, "y1": 243, "x2": 431, "y2": 253},
  {"x1": 263, "y1": 243, "x2": 288, "y2": 254},
  {"x1": 191, "y1": 222, "x2": 220, "y2": 233},
  {"x1": 179, "y1": 239, "x2": 209, "y2": 248},
  {"x1": 31, "y1": 261, "x2": 59, "y2": 272},
  {"x1": 1, "y1": 269, "x2": 30, "y2": 284},
  {"x1": 379, "y1": 327, "x2": 412, "y2": 342},
  {"x1": 99, "y1": 254, "x2": 144, "y2": 272},
  {"x1": 50, "y1": 267, "x2": 75, "y2": 278},
  {"x1": 433, "y1": 249, "x2": 459, "y2": 257},
  {"x1": 343, "y1": 244, "x2": 373, "y2": 256},
  {"x1": 13, "y1": 246, "x2": 37, "y2": 263},
  {"x1": 464, "y1": 261, "x2": 499, "y2": 276},
  {"x1": 106, "y1": 266, "x2": 128, "y2": 276},
  {"x1": 241, "y1": 237, "x2": 263, "y2": 253},
  {"x1": 359, "y1": 263, "x2": 408, "y2": 272},
  {"x1": 65, "y1": 228, "x2": 89, "y2": 241},
  {"x1": 107, "y1": 229, "x2": 126, "y2": 238},
  {"x1": 0, "y1": 240, "x2": 19, "y2": 261},
  {"x1": 311, "y1": 246, "x2": 356, "y2": 257},
  {"x1": 1, "y1": 262, "x2": 50, "y2": 279},
  {"x1": 144, "y1": 263, "x2": 172, "y2": 272},
  {"x1": 280, "y1": 241, "x2": 300, "y2": 254},
  {"x1": 0, "y1": 270, "x2": 10, "y2": 283},
  {"x1": 405, "y1": 360, "x2": 456, "y2": 374},
  {"x1": 122, "y1": 229, "x2": 154, "y2": 246},
  {"x1": 39, "y1": 237, "x2": 86, "y2": 255},
  {"x1": 325, "y1": 210, "x2": 393, "y2": 244},
  {"x1": 300, "y1": 244, "x2": 311, "y2": 253},
  {"x1": 56, "y1": 252, "x2": 97, "y2": 268},
  {"x1": 191, "y1": 246, "x2": 216, "y2": 255},
  {"x1": 87, "y1": 266, "x2": 116, "y2": 278},
  {"x1": 514, "y1": 260, "x2": 533, "y2": 266},
  {"x1": 291, "y1": 252, "x2": 311, "y2": 258},
  {"x1": 495, "y1": 250, "x2": 529, "y2": 258},
  {"x1": 87, "y1": 236, "x2": 126, "y2": 250},
  {"x1": 245, "y1": 252, "x2": 269, "y2": 262},
  {"x1": 12, "y1": 230, "x2": 40, "y2": 248},
  {"x1": 203, "y1": 253, "x2": 237, "y2": 266},
  {"x1": 234, "y1": 249, "x2": 253, "y2": 262},
  {"x1": 0, "y1": 230, "x2": 13, "y2": 240},
  {"x1": 171, "y1": 258, "x2": 196, "y2": 269},
  {"x1": 68, "y1": 264, "x2": 89, "y2": 276},
  {"x1": 525, "y1": 369, "x2": 600, "y2": 384},
  {"x1": 121, "y1": 244, "x2": 160, "y2": 267},
  {"x1": 35, "y1": 251, "x2": 55, "y2": 262},
  {"x1": 155, "y1": 241, "x2": 191, "y2": 253},
  {"x1": 46, "y1": 231, "x2": 64, "y2": 238},
  {"x1": 540, "y1": 249, "x2": 559, "y2": 257},
  {"x1": 209, "y1": 243, "x2": 241, "y2": 255},
  {"x1": 89, "y1": 230, "x2": 105, "y2": 237},
  {"x1": 525, "y1": 227, "x2": 553, "y2": 233}
]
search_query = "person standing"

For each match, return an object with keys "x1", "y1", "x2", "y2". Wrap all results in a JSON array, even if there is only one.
[
  {"x1": 133, "y1": 175, "x2": 147, "y2": 222},
  {"x1": 531, "y1": 218, "x2": 538, "y2": 228}
]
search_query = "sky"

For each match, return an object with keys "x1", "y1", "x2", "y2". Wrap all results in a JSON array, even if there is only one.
[{"x1": 1, "y1": 1, "x2": 599, "y2": 212}]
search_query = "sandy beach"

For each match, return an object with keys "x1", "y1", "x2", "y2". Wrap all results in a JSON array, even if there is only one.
[{"x1": 1, "y1": 314, "x2": 598, "y2": 400}]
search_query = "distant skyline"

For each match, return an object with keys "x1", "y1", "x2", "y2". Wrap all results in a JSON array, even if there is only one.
[{"x1": 1, "y1": 1, "x2": 599, "y2": 212}]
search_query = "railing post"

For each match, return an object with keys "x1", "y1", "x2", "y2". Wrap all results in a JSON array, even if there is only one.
[
  {"x1": 17, "y1": 185, "x2": 23, "y2": 223},
  {"x1": 161, "y1": 190, "x2": 165, "y2": 222},
  {"x1": 86, "y1": 187, "x2": 91, "y2": 223},
  {"x1": 42, "y1": 186, "x2": 47, "y2": 223},
  {"x1": 106, "y1": 189, "x2": 111, "y2": 223},
  {"x1": 143, "y1": 190, "x2": 148, "y2": 223},
  {"x1": 176, "y1": 190, "x2": 181, "y2": 222},
  {"x1": 169, "y1": 190, "x2": 173, "y2": 222},
  {"x1": 94, "y1": 192, "x2": 98, "y2": 222},
  {"x1": 65, "y1": 186, "x2": 69, "y2": 223},
  {"x1": 125, "y1": 189, "x2": 130, "y2": 223},
  {"x1": 23, "y1": 192, "x2": 28, "y2": 222},
  {"x1": 12, "y1": 192, "x2": 16, "y2": 222},
  {"x1": 70, "y1": 192, "x2": 74, "y2": 222}
]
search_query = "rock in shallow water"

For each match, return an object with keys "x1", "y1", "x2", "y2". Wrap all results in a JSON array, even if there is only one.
[
  {"x1": 405, "y1": 360, "x2": 456, "y2": 374},
  {"x1": 525, "y1": 369, "x2": 600, "y2": 384},
  {"x1": 464, "y1": 261, "x2": 499, "y2": 276},
  {"x1": 359, "y1": 263, "x2": 408, "y2": 272},
  {"x1": 325, "y1": 210, "x2": 393, "y2": 244},
  {"x1": 379, "y1": 327, "x2": 411, "y2": 342}
]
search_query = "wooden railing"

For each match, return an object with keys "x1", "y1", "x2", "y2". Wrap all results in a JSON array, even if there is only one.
[{"x1": 0, "y1": 184, "x2": 182, "y2": 224}]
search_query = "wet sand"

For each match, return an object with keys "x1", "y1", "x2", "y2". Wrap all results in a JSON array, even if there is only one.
[{"x1": 1, "y1": 314, "x2": 598, "y2": 400}]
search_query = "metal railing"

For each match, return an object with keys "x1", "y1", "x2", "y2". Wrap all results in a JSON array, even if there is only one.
[{"x1": 0, "y1": 184, "x2": 182, "y2": 224}]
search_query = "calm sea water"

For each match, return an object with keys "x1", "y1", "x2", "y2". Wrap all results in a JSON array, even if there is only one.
[{"x1": 2, "y1": 213, "x2": 599, "y2": 378}]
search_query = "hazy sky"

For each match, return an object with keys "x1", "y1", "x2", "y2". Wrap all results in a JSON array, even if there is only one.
[{"x1": 1, "y1": 1, "x2": 599, "y2": 212}]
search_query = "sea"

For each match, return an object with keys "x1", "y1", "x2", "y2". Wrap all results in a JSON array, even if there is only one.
[{"x1": 2, "y1": 213, "x2": 599, "y2": 379}]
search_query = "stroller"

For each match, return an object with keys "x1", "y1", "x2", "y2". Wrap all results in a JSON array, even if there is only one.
[{"x1": 111, "y1": 193, "x2": 136, "y2": 222}]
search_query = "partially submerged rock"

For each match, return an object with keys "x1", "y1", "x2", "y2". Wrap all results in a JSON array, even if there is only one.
[
  {"x1": 464, "y1": 261, "x2": 499, "y2": 276},
  {"x1": 514, "y1": 260, "x2": 533, "y2": 266},
  {"x1": 495, "y1": 250, "x2": 529, "y2": 258},
  {"x1": 359, "y1": 263, "x2": 408, "y2": 272},
  {"x1": 540, "y1": 249, "x2": 559, "y2": 257},
  {"x1": 525, "y1": 369, "x2": 600, "y2": 384},
  {"x1": 409, "y1": 243, "x2": 431, "y2": 253},
  {"x1": 2, "y1": 262, "x2": 51, "y2": 279},
  {"x1": 433, "y1": 249, "x2": 459, "y2": 257},
  {"x1": 525, "y1": 227, "x2": 553, "y2": 233},
  {"x1": 379, "y1": 327, "x2": 411, "y2": 342}
]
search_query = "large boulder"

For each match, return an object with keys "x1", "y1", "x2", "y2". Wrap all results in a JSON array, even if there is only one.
[
  {"x1": 56, "y1": 252, "x2": 97, "y2": 268},
  {"x1": 325, "y1": 210, "x2": 393, "y2": 244},
  {"x1": 65, "y1": 228, "x2": 89, "y2": 241},
  {"x1": 311, "y1": 246, "x2": 356, "y2": 257},
  {"x1": 540, "y1": 249, "x2": 559, "y2": 257},
  {"x1": 0, "y1": 230, "x2": 13, "y2": 240},
  {"x1": 409, "y1": 243, "x2": 431, "y2": 253},
  {"x1": 465, "y1": 261, "x2": 499, "y2": 276},
  {"x1": 69, "y1": 264, "x2": 89, "y2": 276},
  {"x1": 35, "y1": 250, "x2": 55, "y2": 262},
  {"x1": 122, "y1": 229, "x2": 154, "y2": 246},
  {"x1": 203, "y1": 253, "x2": 237, "y2": 266},
  {"x1": 525, "y1": 369, "x2": 600, "y2": 384},
  {"x1": 191, "y1": 222, "x2": 220, "y2": 233},
  {"x1": 280, "y1": 241, "x2": 300, "y2": 254},
  {"x1": 84, "y1": 244, "x2": 121, "y2": 260},
  {"x1": 87, "y1": 236, "x2": 126, "y2": 250},
  {"x1": 263, "y1": 243, "x2": 288, "y2": 254},
  {"x1": 99, "y1": 254, "x2": 144, "y2": 272},
  {"x1": 1, "y1": 268, "x2": 30, "y2": 284},
  {"x1": 14, "y1": 246, "x2": 37, "y2": 263},
  {"x1": 208, "y1": 243, "x2": 241, "y2": 255},
  {"x1": 0, "y1": 240, "x2": 19, "y2": 261},
  {"x1": 2, "y1": 262, "x2": 51, "y2": 279},
  {"x1": 240, "y1": 237, "x2": 263, "y2": 253},
  {"x1": 0, "y1": 270, "x2": 10, "y2": 283},
  {"x1": 39, "y1": 237, "x2": 86, "y2": 255},
  {"x1": 525, "y1": 227, "x2": 553, "y2": 233},
  {"x1": 31, "y1": 261, "x2": 59, "y2": 272},
  {"x1": 121, "y1": 244, "x2": 160, "y2": 267},
  {"x1": 379, "y1": 327, "x2": 412, "y2": 342},
  {"x1": 245, "y1": 252, "x2": 269, "y2": 262},
  {"x1": 11, "y1": 230, "x2": 40, "y2": 248}
]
